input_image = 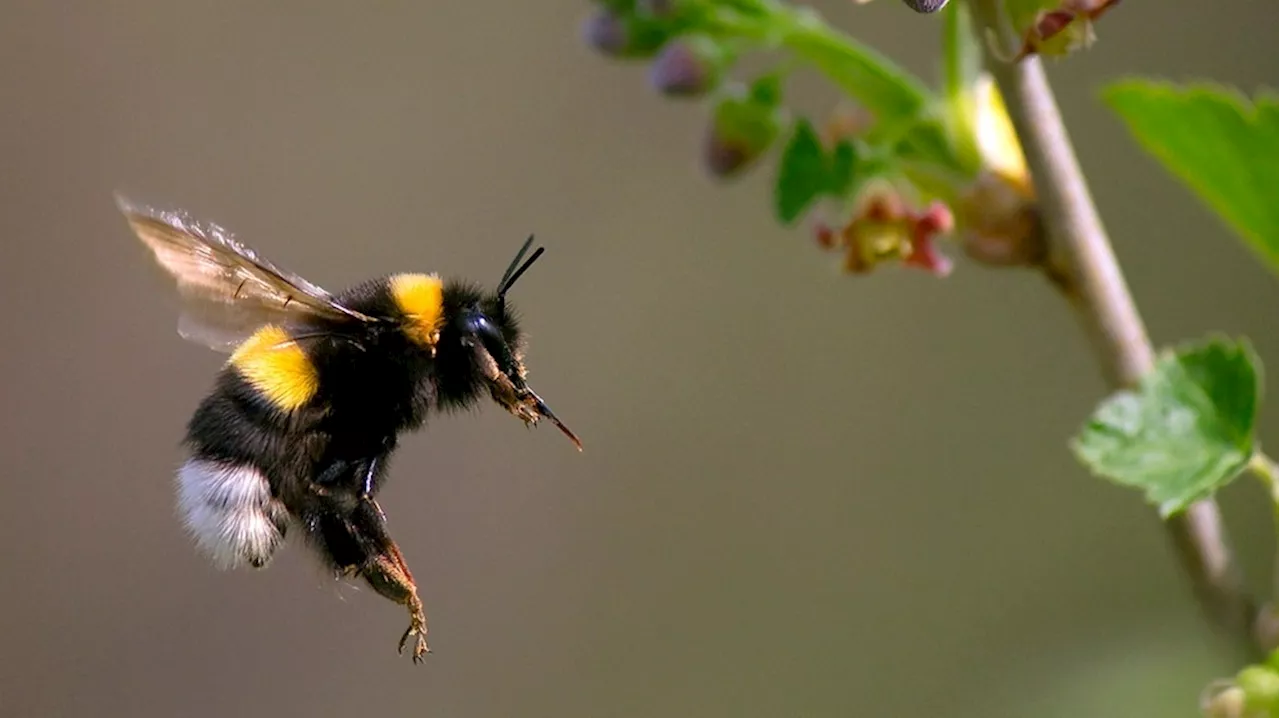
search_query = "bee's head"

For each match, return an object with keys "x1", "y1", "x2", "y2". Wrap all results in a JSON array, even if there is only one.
[{"x1": 434, "y1": 237, "x2": 581, "y2": 451}]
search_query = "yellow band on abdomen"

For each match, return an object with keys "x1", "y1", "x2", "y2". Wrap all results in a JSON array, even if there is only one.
[{"x1": 229, "y1": 325, "x2": 319, "y2": 411}]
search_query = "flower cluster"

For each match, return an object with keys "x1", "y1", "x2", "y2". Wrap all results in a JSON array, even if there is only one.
[
  {"x1": 580, "y1": 0, "x2": 1046, "y2": 279},
  {"x1": 583, "y1": 2, "x2": 785, "y2": 179}
]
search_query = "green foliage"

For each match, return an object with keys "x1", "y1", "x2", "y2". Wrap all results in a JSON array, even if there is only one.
[
  {"x1": 584, "y1": 0, "x2": 977, "y2": 227},
  {"x1": 1072, "y1": 338, "x2": 1263, "y2": 518},
  {"x1": 1103, "y1": 81, "x2": 1279, "y2": 271},
  {"x1": 584, "y1": 7, "x2": 1279, "y2": 717},
  {"x1": 774, "y1": 119, "x2": 857, "y2": 224}
]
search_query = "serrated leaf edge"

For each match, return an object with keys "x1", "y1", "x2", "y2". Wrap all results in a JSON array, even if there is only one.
[{"x1": 1069, "y1": 334, "x2": 1264, "y2": 517}]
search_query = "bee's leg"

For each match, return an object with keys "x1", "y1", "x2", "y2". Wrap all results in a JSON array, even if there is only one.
[
  {"x1": 314, "y1": 454, "x2": 385, "y2": 501},
  {"x1": 313, "y1": 496, "x2": 430, "y2": 660},
  {"x1": 312, "y1": 458, "x2": 355, "y2": 495},
  {"x1": 364, "y1": 534, "x2": 429, "y2": 662}
]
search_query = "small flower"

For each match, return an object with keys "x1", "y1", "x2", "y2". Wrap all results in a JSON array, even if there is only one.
[
  {"x1": 1016, "y1": 0, "x2": 1122, "y2": 60},
  {"x1": 812, "y1": 185, "x2": 955, "y2": 277}
]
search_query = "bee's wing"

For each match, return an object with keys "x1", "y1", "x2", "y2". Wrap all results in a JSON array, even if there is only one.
[{"x1": 118, "y1": 195, "x2": 377, "y2": 352}]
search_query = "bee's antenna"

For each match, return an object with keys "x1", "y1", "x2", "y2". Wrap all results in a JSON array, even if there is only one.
[{"x1": 497, "y1": 234, "x2": 545, "y2": 300}]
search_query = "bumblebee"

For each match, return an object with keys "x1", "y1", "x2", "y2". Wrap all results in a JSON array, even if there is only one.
[{"x1": 118, "y1": 195, "x2": 580, "y2": 663}]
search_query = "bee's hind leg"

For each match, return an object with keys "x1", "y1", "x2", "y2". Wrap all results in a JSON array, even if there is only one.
[
  {"x1": 367, "y1": 539, "x2": 429, "y2": 662},
  {"x1": 311, "y1": 497, "x2": 430, "y2": 662}
]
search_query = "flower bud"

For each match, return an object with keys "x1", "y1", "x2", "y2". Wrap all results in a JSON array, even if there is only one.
[
  {"x1": 957, "y1": 170, "x2": 1044, "y2": 267},
  {"x1": 1201, "y1": 683, "x2": 1246, "y2": 718},
  {"x1": 581, "y1": 9, "x2": 629, "y2": 56},
  {"x1": 581, "y1": 7, "x2": 670, "y2": 58},
  {"x1": 702, "y1": 84, "x2": 784, "y2": 179},
  {"x1": 649, "y1": 36, "x2": 728, "y2": 98},
  {"x1": 1235, "y1": 665, "x2": 1279, "y2": 715}
]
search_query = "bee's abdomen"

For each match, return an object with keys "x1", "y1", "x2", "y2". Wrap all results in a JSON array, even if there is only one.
[
  {"x1": 176, "y1": 458, "x2": 289, "y2": 569},
  {"x1": 180, "y1": 369, "x2": 322, "y2": 570}
]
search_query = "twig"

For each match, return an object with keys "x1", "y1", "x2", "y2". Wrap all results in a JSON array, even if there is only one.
[{"x1": 969, "y1": 0, "x2": 1262, "y2": 655}]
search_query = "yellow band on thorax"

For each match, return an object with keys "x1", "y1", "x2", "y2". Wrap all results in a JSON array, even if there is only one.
[
  {"x1": 389, "y1": 273, "x2": 445, "y2": 348},
  {"x1": 229, "y1": 325, "x2": 319, "y2": 411}
]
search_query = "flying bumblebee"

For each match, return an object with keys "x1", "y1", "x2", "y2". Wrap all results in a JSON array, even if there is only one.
[{"x1": 118, "y1": 195, "x2": 581, "y2": 663}]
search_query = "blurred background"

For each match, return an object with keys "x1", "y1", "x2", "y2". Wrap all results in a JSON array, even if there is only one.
[{"x1": 0, "y1": 2, "x2": 1275, "y2": 716}]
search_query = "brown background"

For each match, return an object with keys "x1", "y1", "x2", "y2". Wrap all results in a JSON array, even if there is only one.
[{"x1": 0, "y1": 2, "x2": 1275, "y2": 716}]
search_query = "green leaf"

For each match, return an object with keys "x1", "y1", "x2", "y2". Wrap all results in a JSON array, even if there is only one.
[
  {"x1": 1103, "y1": 80, "x2": 1279, "y2": 271},
  {"x1": 773, "y1": 120, "x2": 862, "y2": 224},
  {"x1": 1071, "y1": 337, "x2": 1263, "y2": 517},
  {"x1": 775, "y1": 119, "x2": 830, "y2": 223}
]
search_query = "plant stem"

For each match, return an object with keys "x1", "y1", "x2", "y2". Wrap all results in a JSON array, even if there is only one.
[
  {"x1": 1249, "y1": 453, "x2": 1280, "y2": 604},
  {"x1": 969, "y1": 0, "x2": 1262, "y2": 656}
]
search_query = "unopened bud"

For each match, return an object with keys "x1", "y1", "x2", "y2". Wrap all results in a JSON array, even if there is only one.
[
  {"x1": 957, "y1": 171, "x2": 1044, "y2": 267},
  {"x1": 703, "y1": 85, "x2": 784, "y2": 179},
  {"x1": 581, "y1": 9, "x2": 629, "y2": 56},
  {"x1": 1235, "y1": 665, "x2": 1279, "y2": 716},
  {"x1": 1201, "y1": 683, "x2": 1246, "y2": 718},
  {"x1": 650, "y1": 36, "x2": 727, "y2": 98},
  {"x1": 581, "y1": 8, "x2": 670, "y2": 58}
]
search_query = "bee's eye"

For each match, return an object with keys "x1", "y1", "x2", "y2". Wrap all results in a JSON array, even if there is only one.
[
  {"x1": 463, "y1": 311, "x2": 519, "y2": 378},
  {"x1": 462, "y1": 312, "x2": 499, "y2": 343}
]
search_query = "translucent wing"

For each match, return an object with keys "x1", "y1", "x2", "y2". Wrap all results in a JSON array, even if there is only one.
[{"x1": 118, "y1": 194, "x2": 376, "y2": 352}]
